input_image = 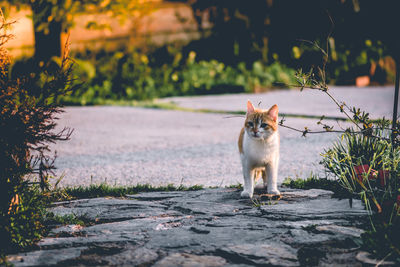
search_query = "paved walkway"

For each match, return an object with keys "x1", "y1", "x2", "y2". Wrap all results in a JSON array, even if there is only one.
[
  {"x1": 161, "y1": 86, "x2": 395, "y2": 119},
  {"x1": 8, "y1": 188, "x2": 370, "y2": 266},
  {"x1": 52, "y1": 86, "x2": 395, "y2": 187}
]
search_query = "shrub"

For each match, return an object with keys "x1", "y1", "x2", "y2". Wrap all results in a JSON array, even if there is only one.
[
  {"x1": 59, "y1": 50, "x2": 296, "y2": 104},
  {"x1": 321, "y1": 125, "x2": 400, "y2": 260},
  {"x1": 280, "y1": 41, "x2": 400, "y2": 260},
  {"x1": 321, "y1": 121, "x2": 398, "y2": 213},
  {"x1": 296, "y1": 66, "x2": 400, "y2": 260},
  {"x1": 4, "y1": 185, "x2": 47, "y2": 252},
  {"x1": 0, "y1": 18, "x2": 75, "y2": 259}
]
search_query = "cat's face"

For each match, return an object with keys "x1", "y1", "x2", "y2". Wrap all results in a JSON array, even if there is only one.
[{"x1": 244, "y1": 101, "x2": 278, "y2": 140}]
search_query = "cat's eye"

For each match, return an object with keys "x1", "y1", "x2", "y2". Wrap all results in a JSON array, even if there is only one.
[
  {"x1": 247, "y1": 122, "x2": 254, "y2": 127},
  {"x1": 260, "y1": 123, "x2": 268, "y2": 128}
]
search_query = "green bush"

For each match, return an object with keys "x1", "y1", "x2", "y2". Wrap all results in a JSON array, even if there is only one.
[
  {"x1": 4, "y1": 185, "x2": 47, "y2": 252},
  {"x1": 322, "y1": 131, "x2": 392, "y2": 191},
  {"x1": 321, "y1": 123, "x2": 400, "y2": 260},
  {"x1": 59, "y1": 50, "x2": 296, "y2": 105},
  {"x1": 290, "y1": 53, "x2": 399, "y2": 261},
  {"x1": 0, "y1": 20, "x2": 75, "y2": 260}
]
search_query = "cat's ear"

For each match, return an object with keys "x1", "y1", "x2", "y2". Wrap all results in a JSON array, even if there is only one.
[
  {"x1": 246, "y1": 100, "x2": 255, "y2": 115},
  {"x1": 267, "y1": 104, "x2": 278, "y2": 122}
]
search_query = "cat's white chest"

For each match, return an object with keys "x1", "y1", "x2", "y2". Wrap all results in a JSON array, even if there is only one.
[{"x1": 242, "y1": 131, "x2": 279, "y2": 167}]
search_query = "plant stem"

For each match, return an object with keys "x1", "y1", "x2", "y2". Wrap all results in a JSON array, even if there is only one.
[
  {"x1": 278, "y1": 123, "x2": 390, "y2": 141},
  {"x1": 287, "y1": 83, "x2": 363, "y2": 130},
  {"x1": 392, "y1": 58, "x2": 399, "y2": 147},
  {"x1": 323, "y1": 90, "x2": 362, "y2": 130},
  {"x1": 391, "y1": 58, "x2": 399, "y2": 184}
]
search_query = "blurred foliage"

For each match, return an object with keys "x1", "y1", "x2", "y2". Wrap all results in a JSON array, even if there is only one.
[
  {"x1": 4, "y1": 0, "x2": 400, "y2": 85},
  {"x1": 0, "y1": 17, "x2": 75, "y2": 260},
  {"x1": 3, "y1": 0, "x2": 157, "y2": 62},
  {"x1": 53, "y1": 49, "x2": 295, "y2": 104},
  {"x1": 185, "y1": 0, "x2": 400, "y2": 84}
]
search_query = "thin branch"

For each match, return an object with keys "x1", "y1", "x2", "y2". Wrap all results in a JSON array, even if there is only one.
[
  {"x1": 278, "y1": 121, "x2": 390, "y2": 141},
  {"x1": 296, "y1": 39, "x2": 328, "y2": 58},
  {"x1": 324, "y1": 90, "x2": 362, "y2": 130},
  {"x1": 279, "y1": 123, "x2": 344, "y2": 135},
  {"x1": 284, "y1": 82, "x2": 364, "y2": 130}
]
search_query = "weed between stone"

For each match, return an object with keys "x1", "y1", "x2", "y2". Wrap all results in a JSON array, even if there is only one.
[
  {"x1": 44, "y1": 213, "x2": 94, "y2": 228},
  {"x1": 282, "y1": 174, "x2": 352, "y2": 199},
  {"x1": 49, "y1": 183, "x2": 204, "y2": 202}
]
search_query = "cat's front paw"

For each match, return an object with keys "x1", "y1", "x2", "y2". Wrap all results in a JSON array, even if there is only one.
[
  {"x1": 240, "y1": 190, "x2": 253, "y2": 198},
  {"x1": 267, "y1": 188, "x2": 281, "y2": 195}
]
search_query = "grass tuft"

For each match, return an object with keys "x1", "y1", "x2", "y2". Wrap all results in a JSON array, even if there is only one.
[
  {"x1": 282, "y1": 174, "x2": 352, "y2": 199},
  {"x1": 44, "y1": 213, "x2": 94, "y2": 227},
  {"x1": 50, "y1": 183, "x2": 203, "y2": 201},
  {"x1": 226, "y1": 183, "x2": 243, "y2": 190}
]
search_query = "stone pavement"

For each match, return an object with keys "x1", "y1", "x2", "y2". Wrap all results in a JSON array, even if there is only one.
[
  {"x1": 9, "y1": 87, "x2": 395, "y2": 266},
  {"x1": 9, "y1": 188, "x2": 376, "y2": 266}
]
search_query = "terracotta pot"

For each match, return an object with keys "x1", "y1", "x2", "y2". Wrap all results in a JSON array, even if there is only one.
[{"x1": 354, "y1": 164, "x2": 378, "y2": 181}]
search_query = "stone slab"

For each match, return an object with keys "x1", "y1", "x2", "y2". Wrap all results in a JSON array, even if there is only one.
[{"x1": 7, "y1": 188, "x2": 374, "y2": 266}]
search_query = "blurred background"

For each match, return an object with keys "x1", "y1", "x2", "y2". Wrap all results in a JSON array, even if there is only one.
[{"x1": 3, "y1": 0, "x2": 399, "y2": 104}]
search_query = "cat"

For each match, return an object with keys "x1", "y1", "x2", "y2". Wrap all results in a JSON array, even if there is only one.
[{"x1": 238, "y1": 100, "x2": 280, "y2": 198}]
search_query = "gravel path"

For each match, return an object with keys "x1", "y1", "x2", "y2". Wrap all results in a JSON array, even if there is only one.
[{"x1": 51, "y1": 86, "x2": 395, "y2": 187}]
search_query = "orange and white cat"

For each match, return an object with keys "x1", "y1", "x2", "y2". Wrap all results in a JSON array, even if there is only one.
[{"x1": 238, "y1": 100, "x2": 280, "y2": 198}]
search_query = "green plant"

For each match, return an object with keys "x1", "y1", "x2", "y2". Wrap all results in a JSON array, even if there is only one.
[
  {"x1": 277, "y1": 36, "x2": 400, "y2": 261},
  {"x1": 361, "y1": 222, "x2": 400, "y2": 259},
  {"x1": 251, "y1": 198, "x2": 264, "y2": 208},
  {"x1": 282, "y1": 174, "x2": 351, "y2": 198},
  {"x1": 321, "y1": 129, "x2": 400, "y2": 260},
  {"x1": 49, "y1": 183, "x2": 204, "y2": 201},
  {"x1": 0, "y1": 17, "x2": 75, "y2": 261},
  {"x1": 4, "y1": 185, "x2": 47, "y2": 252},
  {"x1": 43, "y1": 212, "x2": 94, "y2": 227},
  {"x1": 59, "y1": 49, "x2": 297, "y2": 104},
  {"x1": 321, "y1": 128, "x2": 395, "y2": 197},
  {"x1": 301, "y1": 224, "x2": 318, "y2": 232},
  {"x1": 227, "y1": 183, "x2": 243, "y2": 190}
]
